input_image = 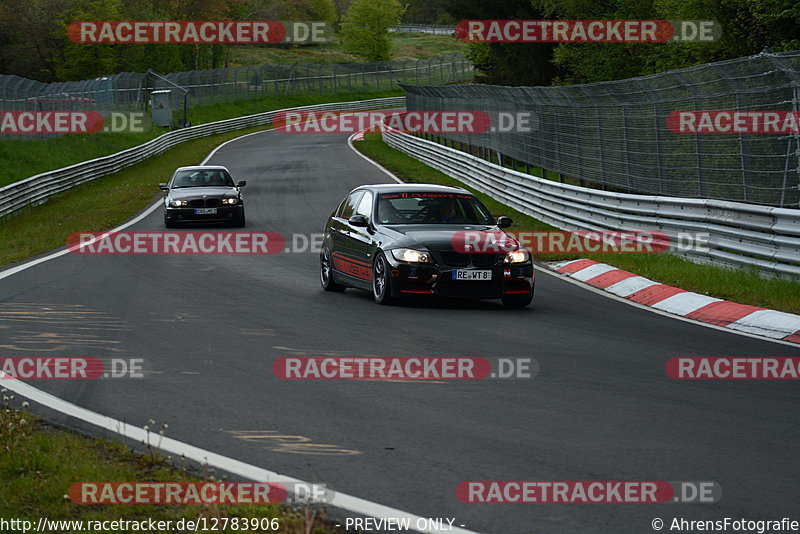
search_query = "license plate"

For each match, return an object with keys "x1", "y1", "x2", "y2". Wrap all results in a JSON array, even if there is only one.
[
  {"x1": 194, "y1": 208, "x2": 217, "y2": 215},
  {"x1": 452, "y1": 270, "x2": 492, "y2": 281}
]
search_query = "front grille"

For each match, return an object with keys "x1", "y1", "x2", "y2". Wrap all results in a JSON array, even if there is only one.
[
  {"x1": 437, "y1": 251, "x2": 503, "y2": 268},
  {"x1": 187, "y1": 198, "x2": 221, "y2": 208},
  {"x1": 472, "y1": 253, "x2": 503, "y2": 268},
  {"x1": 440, "y1": 251, "x2": 470, "y2": 267}
]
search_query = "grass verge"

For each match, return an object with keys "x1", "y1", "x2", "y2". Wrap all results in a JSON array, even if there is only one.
[
  {"x1": 0, "y1": 90, "x2": 402, "y2": 188},
  {"x1": 0, "y1": 120, "x2": 286, "y2": 268},
  {"x1": 228, "y1": 34, "x2": 465, "y2": 65},
  {"x1": 353, "y1": 133, "x2": 800, "y2": 314},
  {"x1": 0, "y1": 396, "x2": 339, "y2": 532}
]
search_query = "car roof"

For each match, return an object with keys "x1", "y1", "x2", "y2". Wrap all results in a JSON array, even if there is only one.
[
  {"x1": 351, "y1": 183, "x2": 472, "y2": 195},
  {"x1": 174, "y1": 165, "x2": 230, "y2": 172}
]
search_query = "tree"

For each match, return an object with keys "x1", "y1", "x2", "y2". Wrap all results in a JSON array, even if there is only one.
[
  {"x1": 338, "y1": 0, "x2": 405, "y2": 61},
  {"x1": 0, "y1": 0, "x2": 67, "y2": 81},
  {"x1": 53, "y1": 0, "x2": 122, "y2": 80},
  {"x1": 445, "y1": 0, "x2": 557, "y2": 86},
  {"x1": 534, "y1": 0, "x2": 800, "y2": 84}
]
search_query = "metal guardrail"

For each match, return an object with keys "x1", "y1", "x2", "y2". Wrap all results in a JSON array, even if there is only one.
[
  {"x1": 389, "y1": 24, "x2": 455, "y2": 35},
  {"x1": 0, "y1": 97, "x2": 405, "y2": 220},
  {"x1": 382, "y1": 127, "x2": 800, "y2": 277}
]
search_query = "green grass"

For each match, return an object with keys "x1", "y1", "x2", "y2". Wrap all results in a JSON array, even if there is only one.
[
  {"x1": 228, "y1": 34, "x2": 464, "y2": 65},
  {"x1": 0, "y1": 399, "x2": 338, "y2": 532},
  {"x1": 353, "y1": 133, "x2": 800, "y2": 314},
  {"x1": 0, "y1": 122, "x2": 279, "y2": 267},
  {"x1": 0, "y1": 91, "x2": 402, "y2": 188}
]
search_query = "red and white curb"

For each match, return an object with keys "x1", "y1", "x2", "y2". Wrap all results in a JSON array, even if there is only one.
[{"x1": 552, "y1": 259, "x2": 800, "y2": 344}]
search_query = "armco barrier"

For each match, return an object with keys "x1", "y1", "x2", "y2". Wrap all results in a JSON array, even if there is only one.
[
  {"x1": 382, "y1": 127, "x2": 800, "y2": 278},
  {"x1": 0, "y1": 97, "x2": 405, "y2": 220}
]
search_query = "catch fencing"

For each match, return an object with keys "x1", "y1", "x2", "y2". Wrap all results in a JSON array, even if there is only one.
[
  {"x1": 383, "y1": 124, "x2": 800, "y2": 277},
  {"x1": 0, "y1": 54, "x2": 470, "y2": 114},
  {"x1": 401, "y1": 49, "x2": 800, "y2": 208}
]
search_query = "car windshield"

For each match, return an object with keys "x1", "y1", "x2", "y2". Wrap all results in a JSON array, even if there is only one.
[
  {"x1": 171, "y1": 169, "x2": 235, "y2": 188},
  {"x1": 376, "y1": 192, "x2": 494, "y2": 225}
]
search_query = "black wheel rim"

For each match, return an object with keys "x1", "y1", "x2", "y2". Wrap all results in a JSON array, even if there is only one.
[
  {"x1": 321, "y1": 249, "x2": 332, "y2": 285},
  {"x1": 374, "y1": 257, "x2": 387, "y2": 299}
]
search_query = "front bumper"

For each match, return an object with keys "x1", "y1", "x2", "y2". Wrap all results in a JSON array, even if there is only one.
[
  {"x1": 165, "y1": 205, "x2": 244, "y2": 224},
  {"x1": 384, "y1": 251, "x2": 534, "y2": 299}
]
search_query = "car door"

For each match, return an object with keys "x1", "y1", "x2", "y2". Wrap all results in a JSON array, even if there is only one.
[
  {"x1": 343, "y1": 190, "x2": 375, "y2": 283},
  {"x1": 329, "y1": 190, "x2": 370, "y2": 285}
]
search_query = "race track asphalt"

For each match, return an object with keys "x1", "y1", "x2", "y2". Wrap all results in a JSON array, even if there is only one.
[{"x1": 3, "y1": 128, "x2": 799, "y2": 533}]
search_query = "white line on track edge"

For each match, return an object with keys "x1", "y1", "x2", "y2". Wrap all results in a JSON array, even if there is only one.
[{"x1": 0, "y1": 127, "x2": 482, "y2": 534}]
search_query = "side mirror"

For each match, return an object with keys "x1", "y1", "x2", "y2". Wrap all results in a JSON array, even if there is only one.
[
  {"x1": 348, "y1": 215, "x2": 369, "y2": 227},
  {"x1": 497, "y1": 216, "x2": 513, "y2": 228},
  {"x1": 236, "y1": 180, "x2": 247, "y2": 187},
  {"x1": 158, "y1": 183, "x2": 169, "y2": 191}
]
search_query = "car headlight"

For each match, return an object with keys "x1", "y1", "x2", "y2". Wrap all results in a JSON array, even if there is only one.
[
  {"x1": 222, "y1": 198, "x2": 240, "y2": 205},
  {"x1": 504, "y1": 250, "x2": 530, "y2": 263},
  {"x1": 391, "y1": 248, "x2": 432, "y2": 263},
  {"x1": 170, "y1": 200, "x2": 188, "y2": 207}
]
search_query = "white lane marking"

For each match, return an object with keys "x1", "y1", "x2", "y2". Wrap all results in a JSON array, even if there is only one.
[
  {"x1": 350, "y1": 137, "x2": 800, "y2": 349},
  {"x1": 201, "y1": 129, "x2": 278, "y2": 164},
  {"x1": 0, "y1": 374, "x2": 478, "y2": 534},
  {"x1": 0, "y1": 201, "x2": 162, "y2": 282},
  {"x1": 569, "y1": 263, "x2": 617, "y2": 282},
  {"x1": 604, "y1": 276, "x2": 660, "y2": 298},
  {"x1": 347, "y1": 129, "x2": 404, "y2": 184},
  {"x1": 0, "y1": 126, "x2": 482, "y2": 534},
  {"x1": 651, "y1": 292, "x2": 722, "y2": 316},
  {"x1": 726, "y1": 309, "x2": 800, "y2": 339}
]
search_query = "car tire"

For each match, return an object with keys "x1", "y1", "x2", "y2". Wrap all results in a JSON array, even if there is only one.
[
  {"x1": 164, "y1": 217, "x2": 176, "y2": 229},
  {"x1": 320, "y1": 245, "x2": 346, "y2": 292},
  {"x1": 233, "y1": 213, "x2": 246, "y2": 228},
  {"x1": 372, "y1": 252, "x2": 394, "y2": 305},
  {"x1": 501, "y1": 286, "x2": 534, "y2": 308}
]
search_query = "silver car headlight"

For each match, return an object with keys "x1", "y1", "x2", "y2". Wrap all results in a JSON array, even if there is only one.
[
  {"x1": 391, "y1": 248, "x2": 432, "y2": 263},
  {"x1": 504, "y1": 250, "x2": 530, "y2": 264},
  {"x1": 222, "y1": 198, "x2": 240, "y2": 205},
  {"x1": 170, "y1": 199, "x2": 188, "y2": 207}
]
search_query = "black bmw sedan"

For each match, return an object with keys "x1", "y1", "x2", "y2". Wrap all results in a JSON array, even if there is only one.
[
  {"x1": 160, "y1": 165, "x2": 246, "y2": 227},
  {"x1": 320, "y1": 184, "x2": 534, "y2": 307}
]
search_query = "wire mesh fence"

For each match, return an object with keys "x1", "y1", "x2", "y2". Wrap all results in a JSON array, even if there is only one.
[
  {"x1": 0, "y1": 53, "x2": 472, "y2": 116},
  {"x1": 402, "y1": 50, "x2": 800, "y2": 208}
]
